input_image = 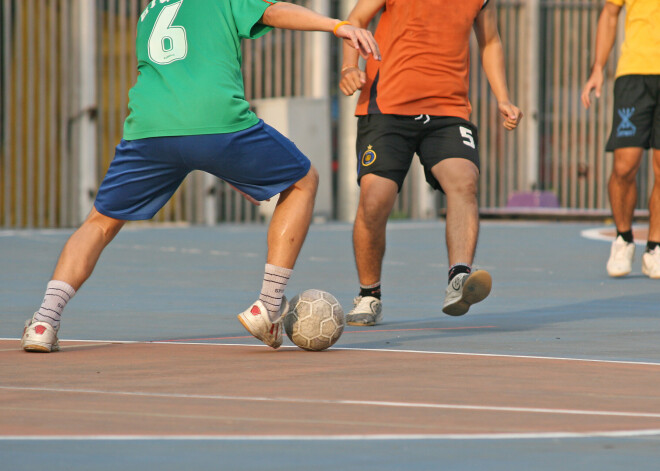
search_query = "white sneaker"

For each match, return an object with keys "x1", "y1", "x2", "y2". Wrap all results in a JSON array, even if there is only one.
[
  {"x1": 346, "y1": 296, "x2": 383, "y2": 326},
  {"x1": 642, "y1": 247, "x2": 660, "y2": 279},
  {"x1": 442, "y1": 271, "x2": 492, "y2": 316},
  {"x1": 237, "y1": 297, "x2": 288, "y2": 349},
  {"x1": 21, "y1": 317, "x2": 60, "y2": 352},
  {"x1": 607, "y1": 235, "x2": 635, "y2": 277}
]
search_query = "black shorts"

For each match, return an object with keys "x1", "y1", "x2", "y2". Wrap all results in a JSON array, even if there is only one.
[
  {"x1": 355, "y1": 114, "x2": 480, "y2": 192},
  {"x1": 606, "y1": 75, "x2": 660, "y2": 151}
]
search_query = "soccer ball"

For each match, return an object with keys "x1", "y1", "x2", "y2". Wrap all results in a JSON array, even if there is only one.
[{"x1": 283, "y1": 289, "x2": 345, "y2": 351}]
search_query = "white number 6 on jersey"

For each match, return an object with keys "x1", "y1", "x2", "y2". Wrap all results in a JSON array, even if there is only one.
[
  {"x1": 148, "y1": 1, "x2": 187, "y2": 65},
  {"x1": 459, "y1": 126, "x2": 475, "y2": 149}
]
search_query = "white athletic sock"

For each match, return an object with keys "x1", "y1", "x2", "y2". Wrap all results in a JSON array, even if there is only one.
[
  {"x1": 259, "y1": 264, "x2": 292, "y2": 323},
  {"x1": 32, "y1": 280, "x2": 76, "y2": 329}
]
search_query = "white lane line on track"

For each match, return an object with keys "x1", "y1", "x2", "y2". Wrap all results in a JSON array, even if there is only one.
[
  {"x1": 2, "y1": 430, "x2": 660, "y2": 441},
  {"x1": 2, "y1": 385, "x2": 660, "y2": 420},
  {"x1": 581, "y1": 227, "x2": 647, "y2": 245},
  {"x1": 2, "y1": 338, "x2": 660, "y2": 366}
]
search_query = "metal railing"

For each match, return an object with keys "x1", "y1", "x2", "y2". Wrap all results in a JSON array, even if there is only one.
[
  {"x1": 1, "y1": 0, "x2": 651, "y2": 228},
  {"x1": 1, "y1": 0, "x2": 76, "y2": 227}
]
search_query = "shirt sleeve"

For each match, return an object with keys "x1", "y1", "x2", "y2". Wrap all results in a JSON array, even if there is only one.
[
  {"x1": 231, "y1": 0, "x2": 279, "y2": 39},
  {"x1": 606, "y1": 0, "x2": 624, "y2": 6}
]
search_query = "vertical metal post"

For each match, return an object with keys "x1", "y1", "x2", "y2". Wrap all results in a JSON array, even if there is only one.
[
  {"x1": 524, "y1": 0, "x2": 540, "y2": 191},
  {"x1": 75, "y1": 0, "x2": 97, "y2": 222},
  {"x1": 2, "y1": 0, "x2": 12, "y2": 227},
  {"x1": 337, "y1": 0, "x2": 359, "y2": 222},
  {"x1": 48, "y1": 0, "x2": 58, "y2": 226},
  {"x1": 25, "y1": 0, "x2": 35, "y2": 227},
  {"x1": 305, "y1": 0, "x2": 330, "y2": 98}
]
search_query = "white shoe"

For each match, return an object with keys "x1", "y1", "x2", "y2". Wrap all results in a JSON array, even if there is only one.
[
  {"x1": 642, "y1": 247, "x2": 660, "y2": 279},
  {"x1": 607, "y1": 236, "x2": 635, "y2": 277},
  {"x1": 346, "y1": 296, "x2": 383, "y2": 326},
  {"x1": 442, "y1": 271, "x2": 492, "y2": 317},
  {"x1": 21, "y1": 317, "x2": 60, "y2": 352},
  {"x1": 237, "y1": 297, "x2": 288, "y2": 349}
]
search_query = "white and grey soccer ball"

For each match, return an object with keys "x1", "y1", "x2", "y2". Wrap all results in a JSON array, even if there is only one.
[{"x1": 284, "y1": 289, "x2": 345, "y2": 351}]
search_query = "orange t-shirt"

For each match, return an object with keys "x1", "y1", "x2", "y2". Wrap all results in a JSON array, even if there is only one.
[{"x1": 356, "y1": 0, "x2": 488, "y2": 119}]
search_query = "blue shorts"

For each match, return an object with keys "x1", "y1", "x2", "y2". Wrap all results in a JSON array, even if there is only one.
[{"x1": 94, "y1": 120, "x2": 311, "y2": 220}]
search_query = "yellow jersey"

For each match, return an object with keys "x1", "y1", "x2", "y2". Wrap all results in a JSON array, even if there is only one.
[{"x1": 607, "y1": 0, "x2": 660, "y2": 77}]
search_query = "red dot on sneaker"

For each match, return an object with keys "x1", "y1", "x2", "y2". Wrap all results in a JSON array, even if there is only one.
[
  {"x1": 250, "y1": 305, "x2": 261, "y2": 315},
  {"x1": 35, "y1": 325, "x2": 47, "y2": 335}
]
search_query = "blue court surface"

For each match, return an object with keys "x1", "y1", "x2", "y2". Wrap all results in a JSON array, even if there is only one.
[{"x1": 1, "y1": 220, "x2": 659, "y2": 470}]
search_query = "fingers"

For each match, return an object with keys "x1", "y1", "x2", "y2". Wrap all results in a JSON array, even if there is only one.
[
  {"x1": 500, "y1": 103, "x2": 523, "y2": 131},
  {"x1": 581, "y1": 83, "x2": 595, "y2": 109},
  {"x1": 503, "y1": 117, "x2": 520, "y2": 131},
  {"x1": 336, "y1": 25, "x2": 381, "y2": 61},
  {"x1": 339, "y1": 68, "x2": 365, "y2": 96},
  {"x1": 353, "y1": 29, "x2": 381, "y2": 60},
  {"x1": 581, "y1": 71, "x2": 604, "y2": 109}
]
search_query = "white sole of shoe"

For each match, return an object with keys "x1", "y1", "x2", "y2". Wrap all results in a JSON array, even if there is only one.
[
  {"x1": 22, "y1": 341, "x2": 58, "y2": 353},
  {"x1": 346, "y1": 313, "x2": 382, "y2": 327},
  {"x1": 642, "y1": 266, "x2": 660, "y2": 279},
  {"x1": 443, "y1": 271, "x2": 493, "y2": 317},
  {"x1": 237, "y1": 313, "x2": 281, "y2": 349},
  {"x1": 607, "y1": 269, "x2": 631, "y2": 277}
]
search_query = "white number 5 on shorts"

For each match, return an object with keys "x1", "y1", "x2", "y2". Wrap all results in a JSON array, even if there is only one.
[{"x1": 460, "y1": 126, "x2": 475, "y2": 149}]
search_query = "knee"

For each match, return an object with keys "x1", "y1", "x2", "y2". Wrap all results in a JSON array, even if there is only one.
[
  {"x1": 85, "y1": 208, "x2": 125, "y2": 242},
  {"x1": 282, "y1": 165, "x2": 318, "y2": 201},
  {"x1": 304, "y1": 165, "x2": 319, "y2": 193},
  {"x1": 357, "y1": 190, "x2": 396, "y2": 227},
  {"x1": 611, "y1": 162, "x2": 638, "y2": 182},
  {"x1": 443, "y1": 175, "x2": 479, "y2": 199},
  {"x1": 612, "y1": 150, "x2": 644, "y2": 182},
  {"x1": 295, "y1": 165, "x2": 319, "y2": 199},
  {"x1": 433, "y1": 160, "x2": 479, "y2": 198}
]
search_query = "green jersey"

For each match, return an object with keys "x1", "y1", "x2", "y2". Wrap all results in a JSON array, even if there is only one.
[{"x1": 123, "y1": 0, "x2": 276, "y2": 140}]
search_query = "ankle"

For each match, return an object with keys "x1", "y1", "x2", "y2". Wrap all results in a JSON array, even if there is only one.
[
  {"x1": 359, "y1": 282, "x2": 381, "y2": 300},
  {"x1": 448, "y1": 264, "x2": 471, "y2": 283},
  {"x1": 617, "y1": 229, "x2": 634, "y2": 244},
  {"x1": 646, "y1": 241, "x2": 660, "y2": 253}
]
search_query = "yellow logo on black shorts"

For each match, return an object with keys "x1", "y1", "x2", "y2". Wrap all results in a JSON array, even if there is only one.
[{"x1": 362, "y1": 145, "x2": 377, "y2": 166}]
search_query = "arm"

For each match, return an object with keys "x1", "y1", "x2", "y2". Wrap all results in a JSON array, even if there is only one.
[
  {"x1": 581, "y1": 2, "x2": 621, "y2": 108},
  {"x1": 339, "y1": 0, "x2": 386, "y2": 97},
  {"x1": 260, "y1": 2, "x2": 380, "y2": 61},
  {"x1": 474, "y1": 0, "x2": 522, "y2": 131}
]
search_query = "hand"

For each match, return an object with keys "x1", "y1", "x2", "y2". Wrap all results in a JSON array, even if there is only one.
[
  {"x1": 335, "y1": 24, "x2": 381, "y2": 61},
  {"x1": 498, "y1": 101, "x2": 523, "y2": 131},
  {"x1": 228, "y1": 184, "x2": 266, "y2": 206},
  {"x1": 581, "y1": 68, "x2": 604, "y2": 109},
  {"x1": 339, "y1": 66, "x2": 366, "y2": 96}
]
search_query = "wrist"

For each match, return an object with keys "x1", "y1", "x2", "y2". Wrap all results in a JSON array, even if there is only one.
[
  {"x1": 341, "y1": 65, "x2": 359, "y2": 74},
  {"x1": 333, "y1": 20, "x2": 351, "y2": 36}
]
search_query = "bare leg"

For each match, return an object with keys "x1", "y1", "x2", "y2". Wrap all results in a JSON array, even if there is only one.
[
  {"x1": 52, "y1": 207, "x2": 125, "y2": 290},
  {"x1": 431, "y1": 158, "x2": 480, "y2": 266},
  {"x1": 609, "y1": 147, "x2": 644, "y2": 233},
  {"x1": 648, "y1": 149, "x2": 660, "y2": 242},
  {"x1": 237, "y1": 167, "x2": 318, "y2": 348},
  {"x1": 265, "y1": 166, "x2": 319, "y2": 269},
  {"x1": 352, "y1": 174, "x2": 398, "y2": 285}
]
